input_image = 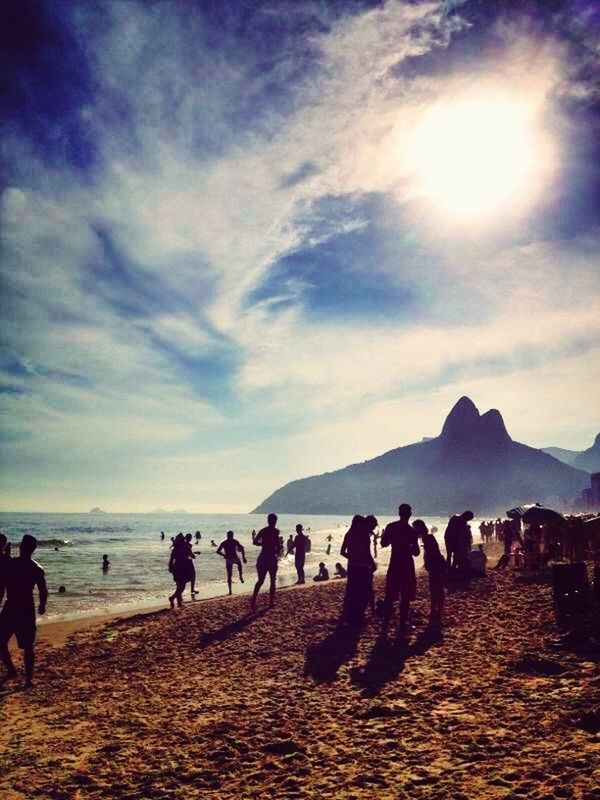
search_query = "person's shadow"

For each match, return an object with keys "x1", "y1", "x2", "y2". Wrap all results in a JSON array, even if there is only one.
[
  {"x1": 197, "y1": 609, "x2": 267, "y2": 648},
  {"x1": 304, "y1": 623, "x2": 361, "y2": 684},
  {"x1": 350, "y1": 624, "x2": 443, "y2": 697}
]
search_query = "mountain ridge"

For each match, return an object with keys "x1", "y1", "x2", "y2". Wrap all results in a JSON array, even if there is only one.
[{"x1": 252, "y1": 397, "x2": 589, "y2": 515}]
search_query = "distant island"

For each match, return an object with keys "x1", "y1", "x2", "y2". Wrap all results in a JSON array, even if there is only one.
[
  {"x1": 252, "y1": 396, "x2": 590, "y2": 516},
  {"x1": 88, "y1": 507, "x2": 107, "y2": 514}
]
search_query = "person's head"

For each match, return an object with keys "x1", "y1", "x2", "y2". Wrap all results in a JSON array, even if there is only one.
[
  {"x1": 58, "y1": 585, "x2": 66, "y2": 594},
  {"x1": 175, "y1": 532, "x2": 184, "y2": 543},
  {"x1": 319, "y1": 561, "x2": 325, "y2": 569},
  {"x1": 335, "y1": 562, "x2": 342, "y2": 570},
  {"x1": 185, "y1": 533, "x2": 192, "y2": 542},
  {"x1": 350, "y1": 514, "x2": 365, "y2": 530},
  {"x1": 461, "y1": 510, "x2": 474, "y2": 521},
  {"x1": 295, "y1": 523, "x2": 303, "y2": 534},
  {"x1": 102, "y1": 554, "x2": 108, "y2": 560},
  {"x1": 20, "y1": 534, "x2": 37, "y2": 557},
  {"x1": 226, "y1": 530, "x2": 234, "y2": 539},
  {"x1": 412, "y1": 519, "x2": 428, "y2": 538},
  {"x1": 268, "y1": 513, "x2": 278, "y2": 527},
  {"x1": 364, "y1": 514, "x2": 378, "y2": 532},
  {"x1": 398, "y1": 503, "x2": 412, "y2": 520}
]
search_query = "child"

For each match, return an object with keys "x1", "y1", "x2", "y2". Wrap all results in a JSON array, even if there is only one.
[{"x1": 413, "y1": 519, "x2": 446, "y2": 625}]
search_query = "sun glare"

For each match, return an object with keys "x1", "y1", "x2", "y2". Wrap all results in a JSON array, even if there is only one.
[{"x1": 409, "y1": 93, "x2": 551, "y2": 222}]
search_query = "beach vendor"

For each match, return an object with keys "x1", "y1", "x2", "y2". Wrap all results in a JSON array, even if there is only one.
[{"x1": 0, "y1": 534, "x2": 48, "y2": 687}]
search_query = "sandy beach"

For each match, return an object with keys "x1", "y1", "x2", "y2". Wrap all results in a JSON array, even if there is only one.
[{"x1": 1, "y1": 566, "x2": 598, "y2": 800}]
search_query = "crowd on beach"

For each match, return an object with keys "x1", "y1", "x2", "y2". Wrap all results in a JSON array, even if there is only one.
[{"x1": 0, "y1": 504, "x2": 598, "y2": 687}]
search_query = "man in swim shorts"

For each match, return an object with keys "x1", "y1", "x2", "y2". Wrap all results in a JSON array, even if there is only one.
[
  {"x1": 381, "y1": 503, "x2": 420, "y2": 634},
  {"x1": 250, "y1": 514, "x2": 280, "y2": 611},
  {"x1": 217, "y1": 531, "x2": 247, "y2": 595},
  {"x1": 0, "y1": 534, "x2": 48, "y2": 687}
]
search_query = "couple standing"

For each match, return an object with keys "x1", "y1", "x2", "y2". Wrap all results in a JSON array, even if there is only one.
[{"x1": 341, "y1": 503, "x2": 422, "y2": 631}]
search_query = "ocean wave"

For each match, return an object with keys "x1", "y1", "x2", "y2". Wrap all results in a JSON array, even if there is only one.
[{"x1": 53, "y1": 525, "x2": 133, "y2": 534}]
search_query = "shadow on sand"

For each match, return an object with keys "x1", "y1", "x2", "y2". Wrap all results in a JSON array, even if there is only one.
[
  {"x1": 350, "y1": 623, "x2": 444, "y2": 697},
  {"x1": 304, "y1": 623, "x2": 361, "y2": 684},
  {"x1": 198, "y1": 609, "x2": 268, "y2": 648}
]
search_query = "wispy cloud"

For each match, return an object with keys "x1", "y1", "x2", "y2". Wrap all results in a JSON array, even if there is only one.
[{"x1": 1, "y1": 0, "x2": 598, "y2": 510}]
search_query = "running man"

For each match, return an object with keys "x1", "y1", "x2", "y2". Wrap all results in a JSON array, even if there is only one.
[
  {"x1": 250, "y1": 514, "x2": 280, "y2": 611},
  {"x1": 0, "y1": 534, "x2": 48, "y2": 687},
  {"x1": 217, "y1": 531, "x2": 247, "y2": 595}
]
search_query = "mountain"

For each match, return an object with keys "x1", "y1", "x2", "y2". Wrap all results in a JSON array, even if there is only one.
[
  {"x1": 252, "y1": 397, "x2": 589, "y2": 515},
  {"x1": 542, "y1": 433, "x2": 600, "y2": 473},
  {"x1": 88, "y1": 507, "x2": 107, "y2": 514}
]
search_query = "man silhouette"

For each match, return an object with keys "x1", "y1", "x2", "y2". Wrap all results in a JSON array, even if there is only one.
[
  {"x1": 381, "y1": 504, "x2": 420, "y2": 634},
  {"x1": 291, "y1": 523, "x2": 308, "y2": 585},
  {"x1": 216, "y1": 531, "x2": 247, "y2": 595},
  {"x1": 251, "y1": 514, "x2": 280, "y2": 610},
  {"x1": 0, "y1": 534, "x2": 48, "y2": 687}
]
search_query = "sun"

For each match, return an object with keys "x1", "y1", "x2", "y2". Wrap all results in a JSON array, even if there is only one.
[{"x1": 408, "y1": 92, "x2": 550, "y2": 222}]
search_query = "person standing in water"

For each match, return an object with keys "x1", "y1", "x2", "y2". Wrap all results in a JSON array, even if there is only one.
[
  {"x1": 381, "y1": 503, "x2": 420, "y2": 634},
  {"x1": 217, "y1": 531, "x2": 247, "y2": 595},
  {"x1": 101, "y1": 554, "x2": 110, "y2": 572},
  {"x1": 0, "y1": 534, "x2": 48, "y2": 687},
  {"x1": 250, "y1": 514, "x2": 280, "y2": 611},
  {"x1": 291, "y1": 523, "x2": 308, "y2": 585}
]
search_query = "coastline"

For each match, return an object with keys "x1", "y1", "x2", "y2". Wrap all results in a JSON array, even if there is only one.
[{"x1": 2, "y1": 564, "x2": 598, "y2": 800}]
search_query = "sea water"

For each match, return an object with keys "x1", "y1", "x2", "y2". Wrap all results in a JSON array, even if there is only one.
[{"x1": 0, "y1": 512, "x2": 484, "y2": 622}]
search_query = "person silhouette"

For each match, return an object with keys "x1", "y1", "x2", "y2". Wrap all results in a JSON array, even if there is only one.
[
  {"x1": 160, "y1": 531, "x2": 165, "y2": 541},
  {"x1": 313, "y1": 562, "x2": 329, "y2": 582},
  {"x1": 185, "y1": 533, "x2": 199, "y2": 598},
  {"x1": 216, "y1": 531, "x2": 247, "y2": 595},
  {"x1": 0, "y1": 534, "x2": 48, "y2": 687},
  {"x1": 340, "y1": 515, "x2": 376, "y2": 626},
  {"x1": 291, "y1": 523, "x2": 308, "y2": 585},
  {"x1": 101, "y1": 554, "x2": 110, "y2": 572},
  {"x1": 250, "y1": 514, "x2": 280, "y2": 611},
  {"x1": 381, "y1": 503, "x2": 420, "y2": 634},
  {"x1": 445, "y1": 510, "x2": 474, "y2": 573},
  {"x1": 413, "y1": 519, "x2": 446, "y2": 625},
  {"x1": 167, "y1": 533, "x2": 190, "y2": 609}
]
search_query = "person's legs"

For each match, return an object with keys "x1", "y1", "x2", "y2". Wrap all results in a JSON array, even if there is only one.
[
  {"x1": 236, "y1": 558, "x2": 244, "y2": 583},
  {"x1": 226, "y1": 562, "x2": 233, "y2": 595},
  {"x1": 252, "y1": 559, "x2": 267, "y2": 610},
  {"x1": 399, "y1": 596, "x2": 411, "y2": 630},
  {"x1": 268, "y1": 563, "x2": 277, "y2": 606},
  {"x1": 0, "y1": 634, "x2": 17, "y2": 678},
  {"x1": 175, "y1": 580, "x2": 186, "y2": 607},
  {"x1": 23, "y1": 646, "x2": 35, "y2": 686}
]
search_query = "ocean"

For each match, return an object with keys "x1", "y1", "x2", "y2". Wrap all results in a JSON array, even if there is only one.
[{"x1": 0, "y1": 511, "x2": 485, "y2": 623}]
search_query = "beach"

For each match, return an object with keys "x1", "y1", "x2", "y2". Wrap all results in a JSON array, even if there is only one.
[{"x1": 1, "y1": 564, "x2": 598, "y2": 800}]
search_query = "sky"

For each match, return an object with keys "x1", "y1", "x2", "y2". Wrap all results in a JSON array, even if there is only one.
[{"x1": 1, "y1": 0, "x2": 599, "y2": 513}]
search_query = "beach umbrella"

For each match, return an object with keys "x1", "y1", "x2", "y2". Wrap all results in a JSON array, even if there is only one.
[
  {"x1": 507, "y1": 503, "x2": 540, "y2": 519},
  {"x1": 521, "y1": 506, "x2": 564, "y2": 525}
]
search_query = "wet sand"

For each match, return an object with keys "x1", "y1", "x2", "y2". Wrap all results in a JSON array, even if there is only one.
[{"x1": 1, "y1": 568, "x2": 598, "y2": 800}]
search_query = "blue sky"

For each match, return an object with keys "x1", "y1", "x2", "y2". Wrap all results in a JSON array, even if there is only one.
[{"x1": 1, "y1": 0, "x2": 599, "y2": 512}]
